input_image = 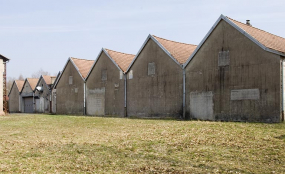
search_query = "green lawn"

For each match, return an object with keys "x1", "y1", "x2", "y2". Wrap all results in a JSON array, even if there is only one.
[{"x1": 0, "y1": 114, "x2": 284, "y2": 173}]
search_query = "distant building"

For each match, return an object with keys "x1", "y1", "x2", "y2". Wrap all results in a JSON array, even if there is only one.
[
  {"x1": 51, "y1": 71, "x2": 61, "y2": 114},
  {"x1": 184, "y1": 15, "x2": 285, "y2": 122},
  {"x1": 127, "y1": 35, "x2": 196, "y2": 118},
  {"x1": 34, "y1": 75, "x2": 56, "y2": 113},
  {"x1": 54, "y1": 57, "x2": 94, "y2": 115},
  {"x1": 20, "y1": 78, "x2": 39, "y2": 113},
  {"x1": 8, "y1": 80, "x2": 24, "y2": 113},
  {"x1": 85, "y1": 48, "x2": 135, "y2": 116}
]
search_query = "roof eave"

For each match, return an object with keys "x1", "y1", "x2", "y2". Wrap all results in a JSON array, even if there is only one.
[
  {"x1": 151, "y1": 35, "x2": 183, "y2": 68},
  {"x1": 53, "y1": 58, "x2": 72, "y2": 89},
  {"x1": 183, "y1": 14, "x2": 225, "y2": 68},
  {"x1": 103, "y1": 48, "x2": 124, "y2": 72},
  {"x1": 125, "y1": 34, "x2": 152, "y2": 73},
  {"x1": 8, "y1": 81, "x2": 16, "y2": 96},
  {"x1": 85, "y1": 48, "x2": 104, "y2": 81},
  {"x1": 70, "y1": 58, "x2": 86, "y2": 81}
]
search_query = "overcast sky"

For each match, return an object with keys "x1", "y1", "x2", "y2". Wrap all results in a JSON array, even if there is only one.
[{"x1": 1, "y1": 0, "x2": 285, "y2": 78}]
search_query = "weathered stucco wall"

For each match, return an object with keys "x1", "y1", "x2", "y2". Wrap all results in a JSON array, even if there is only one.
[
  {"x1": 56, "y1": 61, "x2": 84, "y2": 115},
  {"x1": 8, "y1": 83, "x2": 20, "y2": 113},
  {"x1": 185, "y1": 20, "x2": 281, "y2": 122},
  {"x1": 127, "y1": 39, "x2": 183, "y2": 118},
  {"x1": 86, "y1": 52, "x2": 125, "y2": 116},
  {"x1": 34, "y1": 78, "x2": 51, "y2": 113}
]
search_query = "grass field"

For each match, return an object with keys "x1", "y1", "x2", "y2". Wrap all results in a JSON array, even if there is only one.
[{"x1": 0, "y1": 114, "x2": 284, "y2": 173}]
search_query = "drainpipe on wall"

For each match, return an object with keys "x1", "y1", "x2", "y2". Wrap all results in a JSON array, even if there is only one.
[
  {"x1": 19, "y1": 94, "x2": 21, "y2": 112},
  {"x1": 33, "y1": 93, "x2": 35, "y2": 113},
  {"x1": 281, "y1": 59, "x2": 284, "y2": 121},
  {"x1": 124, "y1": 74, "x2": 127, "y2": 117},
  {"x1": 83, "y1": 82, "x2": 86, "y2": 115},
  {"x1": 183, "y1": 69, "x2": 186, "y2": 120}
]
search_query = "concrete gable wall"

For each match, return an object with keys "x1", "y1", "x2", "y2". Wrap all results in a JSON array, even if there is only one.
[
  {"x1": 127, "y1": 39, "x2": 183, "y2": 118},
  {"x1": 185, "y1": 20, "x2": 281, "y2": 122},
  {"x1": 21, "y1": 81, "x2": 33, "y2": 95},
  {"x1": 56, "y1": 60, "x2": 84, "y2": 115},
  {"x1": 86, "y1": 52, "x2": 124, "y2": 116},
  {"x1": 9, "y1": 83, "x2": 20, "y2": 112}
]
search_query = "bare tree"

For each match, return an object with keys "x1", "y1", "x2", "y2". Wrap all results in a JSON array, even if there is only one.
[
  {"x1": 31, "y1": 68, "x2": 50, "y2": 78},
  {"x1": 18, "y1": 74, "x2": 24, "y2": 80},
  {"x1": 7, "y1": 77, "x2": 16, "y2": 95}
]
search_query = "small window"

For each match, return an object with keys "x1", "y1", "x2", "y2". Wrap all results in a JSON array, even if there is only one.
[
  {"x1": 74, "y1": 88, "x2": 78, "y2": 93},
  {"x1": 128, "y1": 70, "x2": 133, "y2": 79},
  {"x1": 119, "y1": 70, "x2": 123, "y2": 79},
  {"x1": 218, "y1": 50, "x2": 230, "y2": 66},
  {"x1": 102, "y1": 70, "x2": 107, "y2": 81},
  {"x1": 148, "y1": 62, "x2": 155, "y2": 75},
  {"x1": 69, "y1": 76, "x2": 73, "y2": 85}
]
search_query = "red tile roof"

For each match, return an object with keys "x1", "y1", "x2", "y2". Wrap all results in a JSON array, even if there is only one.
[
  {"x1": 27, "y1": 78, "x2": 39, "y2": 90},
  {"x1": 152, "y1": 35, "x2": 197, "y2": 64},
  {"x1": 70, "y1": 57, "x2": 95, "y2": 79},
  {"x1": 227, "y1": 17, "x2": 285, "y2": 54},
  {"x1": 15, "y1": 80, "x2": 24, "y2": 92},
  {"x1": 42, "y1": 75, "x2": 56, "y2": 85},
  {"x1": 104, "y1": 49, "x2": 135, "y2": 72}
]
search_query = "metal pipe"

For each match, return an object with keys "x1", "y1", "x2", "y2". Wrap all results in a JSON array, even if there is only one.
[
  {"x1": 183, "y1": 69, "x2": 186, "y2": 119},
  {"x1": 124, "y1": 73, "x2": 127, "y2": 117},
  {"x1": 33, "y1": 92, "x2": 35, "y2": 113},
  {"x1": 281, "y1": 59, "x2": 284, "y2": 121},
  {"x1": 83, "y1": 82, "x2": 86, "y2": 115}
]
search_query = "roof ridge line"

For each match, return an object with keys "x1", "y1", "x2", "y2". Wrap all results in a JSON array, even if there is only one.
[
  {"x1": 226, "y1": 16, "x2": 285, "y2": 40},
  {"x1": 104, "y1": 48, "x2": 135, "y2": 56},
  {"x1": 70, "y1": 57, "x2": 93, "y2": 61},
  {"x1": 152, "y1": 35, "x2": 197, "y2": 46}
]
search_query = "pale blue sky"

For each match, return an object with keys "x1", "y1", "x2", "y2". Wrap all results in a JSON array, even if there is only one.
[{"x1": 1, "y1": 0, "x2": 285, "y2": 78}]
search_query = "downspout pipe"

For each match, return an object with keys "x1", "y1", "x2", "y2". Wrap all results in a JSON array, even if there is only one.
[
  {"x1": 124, "y1": 74, "x2": 127, "y2": 117},
  {"x1": 281, "y1": 57, "x2": 284, "y2": 121},
  {"x1": 183, "y1": 69, "x2": 186, "y2": 120},
  {"x1": 33, "y1": 92, "x2": 35, "y2": 113},
  {"x1": 84, "y1": 82, "x2": 86, "y2": 115}
]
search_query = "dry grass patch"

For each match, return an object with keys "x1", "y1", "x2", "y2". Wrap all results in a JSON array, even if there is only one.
[{"x1": 0, "y1": 114, "x2": 284, "y2": 173}]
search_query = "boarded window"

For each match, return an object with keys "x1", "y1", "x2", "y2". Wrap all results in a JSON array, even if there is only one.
[
  {"x1": 128, "y1": 70, "x2": 133, "y2": 79},
  {"x1": 120, "y1": 70, "x2": 123, "y2": 79},
  {"x1": 69, "y1": 76, "x2": 73, "y2": 85},
  {"x1": 101, "y1": 70, "x2": 107, "y2": 81},
  {"x1": 148, "y1": 62, "x2": 155, "y2": 75},
  {"x1": 190, "y1": 91, "x2": 214, "y2": 120},
  {"x1": 218, "y1": 50, "x2": 229, "y2": 66}
]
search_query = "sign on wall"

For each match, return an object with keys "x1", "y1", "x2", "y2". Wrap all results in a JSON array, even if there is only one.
[{"x1": 231, "y1": 89, "x2": 260, "y2": 100}]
